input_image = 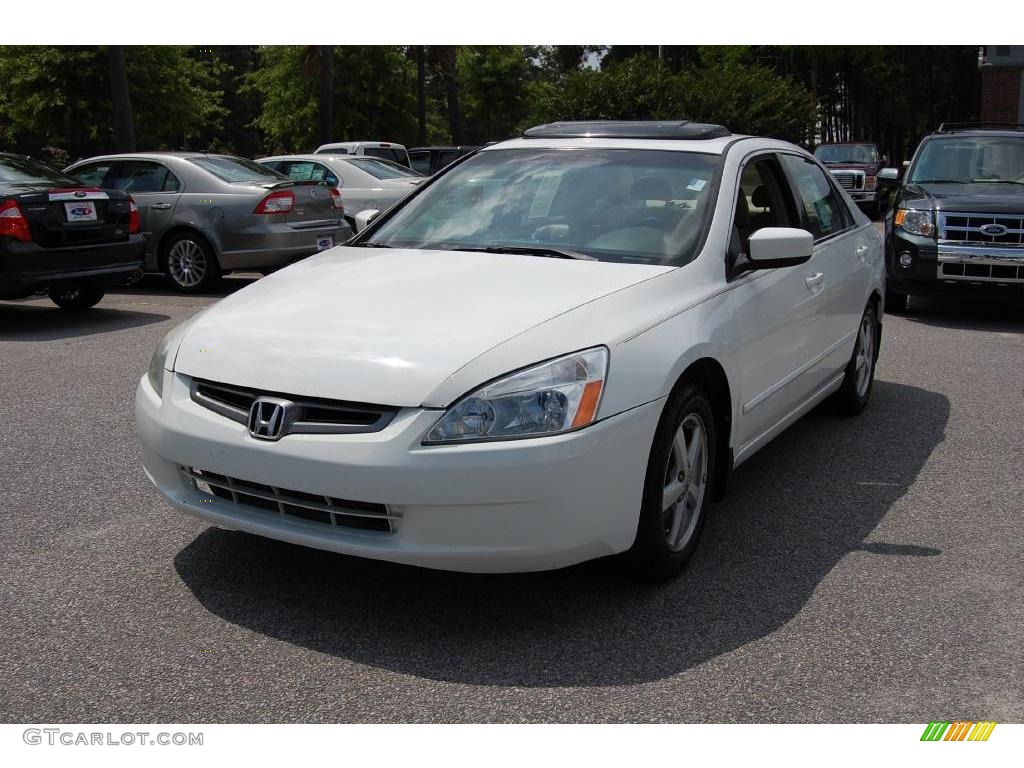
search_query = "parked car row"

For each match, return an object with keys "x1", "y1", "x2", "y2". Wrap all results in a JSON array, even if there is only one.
[{"x1": 1, "y1": 137, "x2": 480, "y2": 303}]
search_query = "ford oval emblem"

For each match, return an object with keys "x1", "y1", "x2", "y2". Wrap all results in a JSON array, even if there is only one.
[
  {"x1": 980, "y1": 223, "x2": 1007, "y2": 236},
  {"x1": 74, "y1": 190, "x2": 88, "y2": 198}
]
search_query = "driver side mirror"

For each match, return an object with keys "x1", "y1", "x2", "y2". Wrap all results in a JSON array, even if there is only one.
[
  {"x1": 353, "y1": 208, "x2": 380, "y2": 233},
  {"x1": 878, "y1": 167, "x2": 899, "y2": 183},
  {"x1": 731, "y1": 227, "x2": 813, "y2": 278}
]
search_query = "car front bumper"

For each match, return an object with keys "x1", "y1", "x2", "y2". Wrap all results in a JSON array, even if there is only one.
[
  {"x1": 887, "y1": 230, "x2": 1024, "y2": 299},
  {"x1": 0, "y1": 235, "x2": 145, "y2": 298},
  {"x1": 136, "y1": 371, "x2": 663, "y2": 573}
]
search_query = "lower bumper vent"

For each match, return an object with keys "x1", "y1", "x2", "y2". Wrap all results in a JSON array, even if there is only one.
[{"x1": 181, "y1": 466, "x2": 397, "y2": 533}]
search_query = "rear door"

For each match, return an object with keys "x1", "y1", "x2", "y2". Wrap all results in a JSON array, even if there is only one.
[{"x1": 106, "y1": 160, "x2": 182, "y2": 259}]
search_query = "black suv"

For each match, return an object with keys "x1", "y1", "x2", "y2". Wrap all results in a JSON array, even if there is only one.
[
  {"x1": 884, "y1": 123, "x2": 1024, "y2": 311},
  {"x1": 0, "y1": 153, "x2": 144, "y2": 310}
]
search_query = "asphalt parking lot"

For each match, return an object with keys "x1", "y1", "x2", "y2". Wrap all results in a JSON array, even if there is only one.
[{"x1": 1, "y1": 261, "x2": 1022, "y2": 723}]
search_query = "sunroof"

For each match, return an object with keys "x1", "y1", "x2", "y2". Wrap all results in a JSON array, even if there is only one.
[{"x1": 523, "y1": 120, "x2": 731, "y2": 140}]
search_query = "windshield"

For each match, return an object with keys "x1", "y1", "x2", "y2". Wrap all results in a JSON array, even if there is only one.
[
  {"x1": 364, "y1": 148, "x2": 720, "y2": 266},
  {"x1": 189, "y1": 155, "x2": 285, "y2": 183},
  {"x1": 348, "y1": 157, "x2": 421, "y2": 180},
  {"x1": 814, "y1": 144, "x2": 879, "y2": 164},
  {"x1": 0, "y1": 155, "x2": 77, "y2": 185},
  {"x1": 909, "y1": 136, "x2": 1024, "y2": 184}
]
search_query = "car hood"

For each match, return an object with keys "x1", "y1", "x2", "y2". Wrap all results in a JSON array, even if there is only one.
[
  {"x1": 823, "y1": 162, "x2": 880, "y2": 173},
  {"x1": 173, "y1": 247, "x2": 671, "y2": 406},
  {"x1": 902, "y1": 182, "x2": 1024, "y2": 213}
]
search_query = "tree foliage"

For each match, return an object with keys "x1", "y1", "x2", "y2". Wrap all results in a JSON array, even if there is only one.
[
  {"x1": 0, "y1": 45, "x2": 224, "y2": 161},
  {"x1": 0, "y1": 45, "x2": 982, "y2": 165}
]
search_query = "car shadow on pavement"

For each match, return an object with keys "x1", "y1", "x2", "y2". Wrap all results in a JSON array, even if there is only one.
[
  {"x1": 110, "y1": 274, "x2": 260, "y2": 299},
  {"x1": 899, "y1": 295, "x2": 1023, "y2": 333},
  {"x1": 0, "y1": 302, "x2": 168, "y2": 341},
  {"x1": 174, "y1": 379, "x2": 949, "y2": 687}
]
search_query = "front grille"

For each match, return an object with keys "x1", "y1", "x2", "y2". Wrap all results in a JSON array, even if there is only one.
[
  {"x1": 940, "y1": 262, "x2": 1024, "y2": 281},
  {"x1": 181, "y1": 466, "x2": 397, "y2": 533},
  {"x1": 190, "y1": 378, "x2": 398, "y2": 437},
  {"x1": 939, "y1": 212, "x2": 1024, "y2": 247},
  {"x1": 830, "y1": 170, "x2": 864, "y2": 191}
]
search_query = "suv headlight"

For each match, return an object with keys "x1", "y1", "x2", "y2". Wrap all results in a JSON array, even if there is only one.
[
  {"x1": 424, "y1": 347, "x2": 608, "y2": 444},
  {"x1": 895, "y1": 208, "x2": 935, "y2": 237}
]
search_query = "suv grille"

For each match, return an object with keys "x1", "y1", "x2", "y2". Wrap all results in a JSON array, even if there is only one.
[
  {"x1": 190, "y1": 378, "x2": 398, "y2": 436},
  {"x1": 939, "y1": 212, "x2": 1024, "y2": 247},
  {"x1": 181, "y1": 466, "x2": 397, "y2": 533},
  {"x1": 830, "y1": 170, "x2": 865, "y2": 191}
]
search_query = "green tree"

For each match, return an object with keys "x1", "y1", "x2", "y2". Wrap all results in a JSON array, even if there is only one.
[
  {"x1": 246, "y1": 45, "x2": 417, "y2": 152},
  {"x1": 0, "y1": 45, "x2": 224, "y2": 159}
]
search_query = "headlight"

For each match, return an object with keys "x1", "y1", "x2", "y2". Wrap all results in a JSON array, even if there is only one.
[
  {"x1": 145, "y1": 313, "x2": 204, "y2": 398},
  {"x1": 894, "y1": 208, "x2": 935, "y2": 237},
  {"x1": 424, "y1": 347, "x2": 608, "y2": 444},
  {"x1": 146, "y1": 331, "x2": 176, "y2": 398}
]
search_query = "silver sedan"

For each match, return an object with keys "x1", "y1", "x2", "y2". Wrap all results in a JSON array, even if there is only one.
[
  {"x1": 65, "y1": 153, "x2": 351, "y2": 292},
  {"x1": 257, "y1": 154, "x2": 423, "y2": 228}
]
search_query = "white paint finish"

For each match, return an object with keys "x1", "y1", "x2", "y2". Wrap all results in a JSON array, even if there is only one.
[
  {"x1": 173, "y1": 246, "x2": 671, "y2": 407},
  {"x1": 748, "y1": 227, "x2": 813, "y2": 261},
  {"x1": 139, "y1": 132, "x2": 887, "y2": 572}
]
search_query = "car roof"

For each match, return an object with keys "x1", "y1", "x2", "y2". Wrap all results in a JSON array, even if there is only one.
[
  {"x1": 67, "y1": 151, "x2": 230, "y2": 164},
  {"x1": 258, "y1": 153, "x2": 370, "y2": 163},
  {"x1": 816, "y1": 141, "x2": 877, "y2": 146},
  {"x1": 523, "y1": 120, "x2": 730, "y2": 140},
  {"x1": 484, "y1": 134, "x2": 761, "y2": 156}
]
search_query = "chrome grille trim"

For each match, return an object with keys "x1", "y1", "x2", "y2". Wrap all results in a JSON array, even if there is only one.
[
  {"x1": 189, "y1": 378, "x2": 398, "y2": 436},
  {"x1": 829, "y1": 170, "x2": 865, "y2": 191},
  {"x1": 180, "y1": 466, "x2": 398, "y2": 533},
  {"x1": 938, "y1": 211, "x2": 1024, "y2": 247}
]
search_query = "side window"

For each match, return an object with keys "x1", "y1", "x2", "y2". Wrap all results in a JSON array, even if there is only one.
[
  {"x1": 68, "y1": 162, "x2": 113, "y2": 187},
  {"x1": 111, "y1": 161, "x2": 179, "y2": 194},
  {"x1": 409, "y1": 151, "x2": 431, "y2": 175},
  {"x1": 732, "y1": 156, "x2": 794, "y2": 252},
  {"x1": 779, "y1": 155, "x2": 851, "y2": 240}
]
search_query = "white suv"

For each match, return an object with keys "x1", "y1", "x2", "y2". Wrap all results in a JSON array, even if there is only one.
[{"x1": 137, "y1": 121, "x2": 885, "y2": 577}]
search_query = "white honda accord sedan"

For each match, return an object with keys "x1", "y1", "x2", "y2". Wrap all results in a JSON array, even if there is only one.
[{"x1": 136, "y1": 121, "x2": 885, "y2": 577}]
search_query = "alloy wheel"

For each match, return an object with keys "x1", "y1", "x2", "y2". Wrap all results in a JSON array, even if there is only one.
[
  {"x1": 167, "y1": 239, "x2": 207, "y2": 288},
  {"x1": 661, "y1": 412, "x2": 709, "y2": 553},
  {"x1": 854, "y1": 312, "x2": 875, "y2": 398}
]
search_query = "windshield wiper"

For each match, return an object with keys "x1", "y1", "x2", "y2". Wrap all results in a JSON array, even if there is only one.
[
  {"x1": 913, "y1": 179, "x2": 966, "y2": 184},
  {"x1": 971, "y1": 179, "x2": 1024, "y2": 185},
  {"x1": 355, "y1": 242, "x2": 392, "y2": 248},
  {"x1": 454, "y1": 245, "x2": 596, "y2": 261}
]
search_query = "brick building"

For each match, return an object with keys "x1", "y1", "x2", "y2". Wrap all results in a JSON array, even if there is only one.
[{"x1": 979, "y1": 46, "x2": 1024, "y2": 123}]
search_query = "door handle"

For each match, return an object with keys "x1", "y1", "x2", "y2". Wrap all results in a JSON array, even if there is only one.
[
  {"x1": 804, "y1": 272, "x2": 824, "y2": 290},
  {"x1": 151, "y1": 203, "x2": 172, "y2": 210},
  {"x1": 855, "y1": 244, "x2": 869, "y2": 256}
]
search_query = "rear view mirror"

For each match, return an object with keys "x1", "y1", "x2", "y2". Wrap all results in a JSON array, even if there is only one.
[
  {"x1": 731, "y1": 227, "x2": 813, "y2": 278},
  {"x1": 748, "y1": 227, "x2": 813, "y2": 264},
  {"x1": 353, "y1": 209, "x2": 380, "y2": 233}
]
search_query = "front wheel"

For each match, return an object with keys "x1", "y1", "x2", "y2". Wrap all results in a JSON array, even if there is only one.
[
  {"x1": 162, "y1": 233, "x2": 220, "y2": 293},
  {"x1": 624, "y1": 382, "x2": 717, "y2": 579},
  {"x1": 49, "y1": 286, "x2": 105, "y2": 311},
  {"x1": 834, "y1": 303, "x2": 878, "y2": 416}
]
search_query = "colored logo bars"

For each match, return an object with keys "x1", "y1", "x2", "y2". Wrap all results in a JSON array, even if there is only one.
[{"x1": 920, "y1": 721, "x2": 996, "y2": 741}]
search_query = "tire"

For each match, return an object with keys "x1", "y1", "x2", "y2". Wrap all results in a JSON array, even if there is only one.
[
  {"x1": 49, "y1": 286, "x2": 105, "y2": 311},
  {"x1": 624, "y1": 381, "x2": 717, "y2": 579},
  {"x1": 161, "y1": 232, "x2": 221, "y2": 293},
  {"x1": 884, "y1": 288, "x2": 908, "y2": 314},
  {"x1": 834, "y1": 303, "x2": 878, "y2": 416}
]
